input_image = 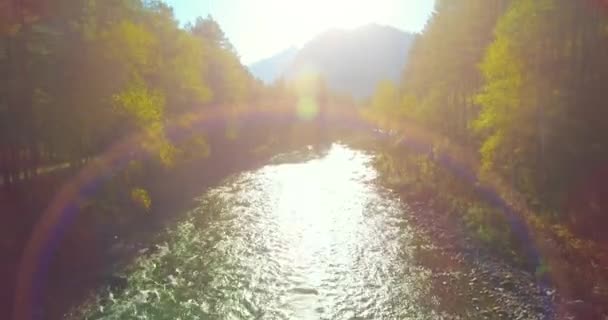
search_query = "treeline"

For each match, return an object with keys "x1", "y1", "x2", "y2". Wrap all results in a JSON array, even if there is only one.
[
  {"x1": 0, "y1": 0, "x2": 343, "y2": 222},
  {"x1": 0, "y1": 2, "x2": 354, "y2": 318},
  {"x1": 0, "y1": 0, "x2": 364, "y2": 243},
  {"x1": 0, "y1": 0, "x2": 279, "y2": 189},
  {"x1": 0, "y1": 1, "x2": 256, "y2": 317},
  {"x1": 367, "y1": 0, "x2": 608, "y2": 309}
]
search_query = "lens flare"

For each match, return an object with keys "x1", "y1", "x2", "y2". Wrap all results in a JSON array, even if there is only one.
[
  {"x1": 294, "y1": 66, "x2": 323, "y2": 120},
  {"x1": 13, "y1": 105, "x2": 565, "y2": 319}
]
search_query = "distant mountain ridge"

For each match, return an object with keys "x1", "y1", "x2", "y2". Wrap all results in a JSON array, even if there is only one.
[
  {"x1": 247, "y1": 47, "x2": 298, "y2": 84},
  {"x1": 248, "y1": 24, "x2": 415, "y2": 99}
]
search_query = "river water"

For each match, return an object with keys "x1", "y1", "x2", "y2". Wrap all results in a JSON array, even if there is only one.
[{"x1": 83, "y1": 143, "x2": 546, "y2": 319}]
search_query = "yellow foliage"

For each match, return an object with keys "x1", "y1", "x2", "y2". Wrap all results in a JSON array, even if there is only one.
[
  {"x1": 113, "y1": 79, "x2": 176, "y2": 166},
  {"x1": 166, "y1": 33, "x2": 213, "y2": 104},
  {"x1": 130, "y1": 187, "x2": 152, "y2": 211},
  {"x1": 102, "y1": 21, "x2": 159, "y2": 72},
  {"x1": 113, "y1": 80, "x2": 164, "y2": 125}
]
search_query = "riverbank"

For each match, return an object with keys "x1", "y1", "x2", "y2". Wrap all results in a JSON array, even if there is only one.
[
  {"x1": 402, "y1": 201, "x2": 553, "y2": 319},
  {"x1": 11, "y1": 136, "x2": 606, "y2": 319},
  {"x1": 4, "y1": 121, "x2": 342, "y2": 320},
  {"x1": 360, "y1": 136, "x2": 608, "y2": 319},
  {"x1": 68, "y1": 144, "x2": 554, "y2": 319}
]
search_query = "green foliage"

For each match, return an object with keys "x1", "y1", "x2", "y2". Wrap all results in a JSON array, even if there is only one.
[
  {"x1": 130, "y1": 187, "x2": 151, "y2": 211},
  {"x1": 101, "y1": 20, "x2": 158, "y2": 73},
  {"x1": 373, "y1": 143, "x2": 517, "y2": 258},
  {"x1": 474, "y1": 0, "x2": 608, "y2": 212},
  {"x1": 0, "y1": 0, "x2": 265, "y2": 189},
  {"x1": 113, "y1": 78, "x2": 176, "y2": 165},
  {"x1": 367, "y1": 80, "x2": 403, "y2": 127},
  {"x1": 464, "y1": 204, "x2": 509, "y2": 248},
  {"x1": 113, "y1": 79, "x2": 164, "y2": 125},
  {"x1": 372, "y1": 0, "x2": 509, "y2": 141},
  {"x1": 368, "y1": 0, "x2": 608, "y2": 238},
  {"x1": 368, "y1": 1, "x2": 608, "y2": 301}
]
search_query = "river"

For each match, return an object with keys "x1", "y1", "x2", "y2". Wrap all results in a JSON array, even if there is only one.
[{"x1": 80, "y1": 143, "x2": 549, "y2": 319}]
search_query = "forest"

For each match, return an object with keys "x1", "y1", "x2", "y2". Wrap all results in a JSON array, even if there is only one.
[
  {"x1": 2, "y1": 0, "x2": 608, "y2": 319},
  {"x1": 0, "y1": 0, "x2": 356, "y2": 318},
  {"x1": 367, "y1": 0, "x2": 608, "y2": 313},
  {"x1": 0, "y1": 0, "x2": 290, "y2": 188}
]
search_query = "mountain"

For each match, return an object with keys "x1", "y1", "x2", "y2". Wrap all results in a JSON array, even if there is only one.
[
  {"x1": 248, "y1": 24, "x2": 415, "y2": 99},
  {"x1": 248, "y1": 47, "x2": 298, "y2": 84}
]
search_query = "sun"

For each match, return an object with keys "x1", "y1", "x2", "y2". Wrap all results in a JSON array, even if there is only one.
[
  {"x1": 301, "y1": 0, "x2": 372, "y2": 29},
  {"x1": 263, "y1": 0, "x2": 393, "y2": 49},
  {"x1": 165, "y1": 0, "x2": 435, "y2": 64}
]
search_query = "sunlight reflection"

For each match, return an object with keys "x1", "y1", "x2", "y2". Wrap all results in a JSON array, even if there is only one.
[{"x1": 268, "y1": 144, "x2": 377, "y2": 317}]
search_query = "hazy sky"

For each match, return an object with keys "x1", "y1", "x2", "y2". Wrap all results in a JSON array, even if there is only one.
[{"x1": 163, "y1": 0, "x2": 435, "y2": 64}]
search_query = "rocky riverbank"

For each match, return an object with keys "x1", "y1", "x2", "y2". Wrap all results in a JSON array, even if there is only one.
[
  {"x1": 388, "y1": 186, "x2": 607, "y2": 319},
  {"x1": 401, "y1": 197, "x2": 554, "y2": 319}
]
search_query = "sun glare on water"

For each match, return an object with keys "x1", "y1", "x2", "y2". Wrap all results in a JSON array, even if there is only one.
[{"x1": 273, "y1": 144, "x2": 376, "y2": 268}]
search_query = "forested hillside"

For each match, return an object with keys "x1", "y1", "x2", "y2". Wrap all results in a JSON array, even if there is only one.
[
  {"x1": 367, "y1": 0, "x2": 608, "y2": 312},
  {"x1": 0, "y1": 0, "x2": 261, "y2": 183},
  {"x1": 0, "y1": 1, "x2": 356, "y2": 318}
]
